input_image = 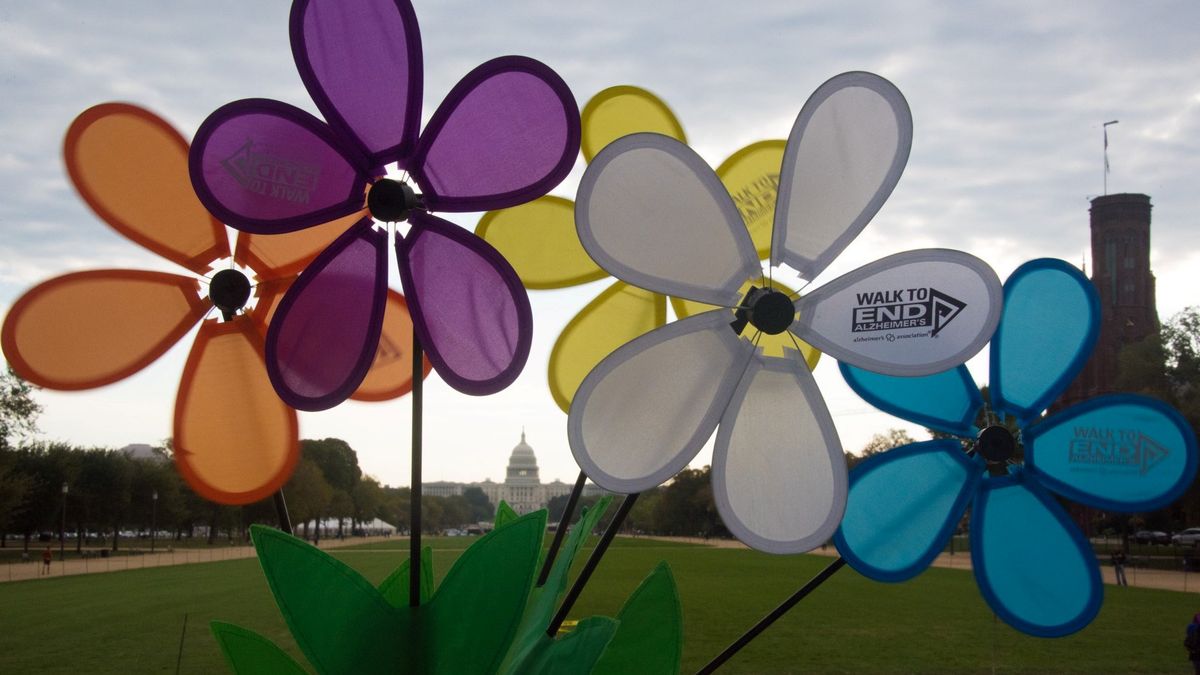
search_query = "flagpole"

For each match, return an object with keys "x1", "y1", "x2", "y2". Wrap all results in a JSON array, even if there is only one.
[{"x1": 1103, "y1": 120, "x2": 1119, "y2": 195}]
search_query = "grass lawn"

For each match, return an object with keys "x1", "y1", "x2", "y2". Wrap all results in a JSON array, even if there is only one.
[{"x1": 0, "y1": 535, "x2": 1194, "y2": 673}]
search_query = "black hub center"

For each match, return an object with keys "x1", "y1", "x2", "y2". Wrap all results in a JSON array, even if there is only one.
[
  {"x1": 209, "y1": 269, "x2": 252, "y2": 321},
  {"x1": 367, "y1": 178, "x2": 421, "y2": 223},
  {"x1": 976, "y1": 425, "x2": 1016, "y2": 464},
  {"x1": 730, "y1": 286, "x2": 796, "y2": 336}
]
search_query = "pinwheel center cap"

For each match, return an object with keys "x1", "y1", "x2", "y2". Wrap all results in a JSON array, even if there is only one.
[
  {"x1": 733, "y1": 287, "x2": 795, "y2": 336},
  {"x1": 368, "y1": 178, "x2": 420, "y2": 222},
  {"x1": 209, "y1": 269, "x2": 251, "y2": 321},
  {"x1": 976, "y1": 425, "x2": 1016, "y2": 464}
]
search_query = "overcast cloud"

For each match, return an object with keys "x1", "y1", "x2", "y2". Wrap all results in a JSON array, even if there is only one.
[{"x1": 2, "y1": 1, "x2": 1198, "y2": 486}]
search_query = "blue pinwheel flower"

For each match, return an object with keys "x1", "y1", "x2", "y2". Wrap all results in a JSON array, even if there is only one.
[{"x1": 834, "y1": 257, "x2": 1198, "y2": 637}]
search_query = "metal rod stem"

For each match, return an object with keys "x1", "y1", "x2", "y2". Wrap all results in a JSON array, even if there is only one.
[
  {"x1": 697, "y1": 557, "x2": 846, "y2": 674},
  {"x1": 410, "y1": 334, "x2": 424, "y2": 607},
  {"x1": 272, "y1": 491, "x2": 292, "y2": 535},
  {"x1": 537, "y1": 471, "x2": 588, "y2": 587},
  {"x1": 546, "y1": 493, "x2": 638, "y2": 636}
]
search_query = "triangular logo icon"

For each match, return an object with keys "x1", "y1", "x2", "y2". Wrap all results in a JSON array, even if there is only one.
[
  {"x1": 1138, "y1": 432, "x2": 1169, "y2": 475},
  {"x1": 929, "y1": 288, "x2": 966, "y2": 337}
]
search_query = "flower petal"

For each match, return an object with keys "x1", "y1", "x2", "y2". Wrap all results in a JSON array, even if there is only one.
[
  {"x1": 770, "y1": 72, "x2": 912, "y2": 278},
  {"x1": 351, "y1": 289, "x2": 432, "y2": 402},
  {"x1": 576, "y1": 133, "x2": 759, "y2": 306},
  {"x1": 190, "y1": 99, "x2": 371, "y2": 234},
  {"x1": 971, "y1": 472, "x2": 1102, "y2": 637},
  {"x1": 2, "y1": 270, "x2": 206, "y2": 390},
  {"x1": 174, "y1": 319, "x2": 299, "y2": 505},
  {"x1": 670, "y1": 278, "x2": 820, "y2": 367},
  {"x1": 549, "y1": 281, "x2": 666, "y2": 413},
  {"x1": 290, "y1": 0, "x2": 422, "y2": 166},
  {"x1": 990, "y1": 258, "x2": 1100, "y2": 423},
  {"x1": 794, "y1": 249, "x2": 1002, "y2": 375},
  {"x1": 475, "y1": 196, "x2": 606, "y2": 289},
  {"x1": 716, "y1": 140, "x2": 786, "y2": 259},
  {"x1": 834, "y1": 439, "x2": 980, "y2": 581},
  {"x1": 712, "y1": 354, "x2": 845, "y2": 553},
  {"x1": 580, "y1": 85, "x2": 686, "y2": 162},
  {"x1": 65, "y1": 103, "x2": 229, "y2": 275},
  {"x1": 235, "y1": 210, "x2": 366, "y2": 281},
  {"x1": 568, "y1": 310, "x2": 754, "y2": 494},
  {"x1": 398, "y1": 212, "x2": 532, "y2": 395},
  {"x1": 839, "y1": 364, "x2": 982, "y2": 437},
  {"x1": 1025, "y1": 394, "x2": 1198, "y2": 511},
  {"x1": 266, "y1": 220, "x2": 387, "y2": 411},
  {"x1": 411, "y1": 56, "x2": 580, "y2": 212}
]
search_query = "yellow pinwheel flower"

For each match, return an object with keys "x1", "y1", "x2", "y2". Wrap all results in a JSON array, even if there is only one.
[{"x1": 477, "y1": 86, "x2": 819, "y2": 412}]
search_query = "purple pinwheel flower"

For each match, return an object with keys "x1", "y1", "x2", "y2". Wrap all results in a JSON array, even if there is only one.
[{"x1": 189, "y1": 0, "x2": 580, "y2": 410}]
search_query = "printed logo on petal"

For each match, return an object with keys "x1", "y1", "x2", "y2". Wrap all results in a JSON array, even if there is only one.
[
  {"x1": 222, "y1": 140, "x2": 322, "y2": 205},
  {"x1": 850, "y1": 286, "x2": 965, "y2": 337},
  {"x1": 1068, "y1": 427, "x2": 1169, "y2": 476}
]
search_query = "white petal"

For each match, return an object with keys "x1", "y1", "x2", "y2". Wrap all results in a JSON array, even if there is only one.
[
  {"x1": 576, "y1": 133, "x2": 759, "y2": 307},
  {"x1": 771, "y1": 72, "x2": 912, "y2": 278},
  {"x1": 568, "y1": 310, "x2": 754, "y2": 493},
  {"x1": 713, "y1": 353, "x2": 845, "y2": 553},
  {"x1": 795, "y1": 249, "x2": 1001, "y2": 375}
]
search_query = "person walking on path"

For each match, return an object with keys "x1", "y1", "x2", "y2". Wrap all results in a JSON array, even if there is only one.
[
  {"x1": 40, "y1": 546, "x2": 52, "y2": 576},
  {"x1": 1112, "y1": 550, "x2": 1128, "y2": 587},
  {"x1": 1185, "y1": 613, "x2": 1200, "y2": 673}
]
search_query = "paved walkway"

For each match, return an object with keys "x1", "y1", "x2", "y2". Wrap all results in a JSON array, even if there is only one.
[
  {"x1": 647, "y1": 536, "x2": 1200, "y2": 594},
  {"x1": 0, "y1": 536, "x2": 392, "y2": 584}
]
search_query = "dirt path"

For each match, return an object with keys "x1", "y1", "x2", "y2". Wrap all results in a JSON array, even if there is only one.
[
  {"x1": 0, "y1": 536, "x2": 392, "y2": 584},
  {"x1": 639, "y1": 535, "x2": 1200, "y2": 594}
]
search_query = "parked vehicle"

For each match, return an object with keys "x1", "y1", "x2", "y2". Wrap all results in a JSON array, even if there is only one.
[
  {"x1": 1132, "y1": 530, "x2": 1170, "y2": 545},
  {"x1": 1172, "y1": 528, "x2": 1200, "y2": 546}
]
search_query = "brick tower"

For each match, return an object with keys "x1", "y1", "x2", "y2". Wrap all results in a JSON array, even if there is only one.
[{"x1": 1055, "y1": 192, "x2": 1159, "y2": 407}]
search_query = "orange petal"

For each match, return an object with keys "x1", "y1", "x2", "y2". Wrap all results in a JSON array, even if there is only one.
[
  {"x1": 351, "y1": 290, "x2": 431, "y2": 401},
  {"x1": 174, "y1": 318, "x2": 298, "y2": 505},
  {"x1": 65, "y1": 103, "x2": 229, "y2": 274},
  {"x1": 2, "y1": 270, "x2": 207, "y2": 390},
  {"x1": 235, "y1": 210, "x2": 365, "y2": 280}
]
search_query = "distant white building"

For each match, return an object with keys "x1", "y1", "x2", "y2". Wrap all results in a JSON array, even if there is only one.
[
  {"x1": 120, "y1": 443, "x2": 167, "y2": 462},
  {"x1": 424, "y1": 431, "x2": 606, "y2": 515}
]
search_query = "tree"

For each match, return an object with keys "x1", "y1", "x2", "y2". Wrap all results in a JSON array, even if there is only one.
[
  {"x1": 284, "y1": 459, "x2": 333, "y2": 540},
  {"x1": 351, "y1": 477, "x2": 384, "y2": 529},
  {"x1": 300, "y1": 438, "x2": 362, "y2": 493},
  {"x1": 846, "y1": 428, "x2": 917, "y2": 471},
  {"x1": 0, "y1": 367, "x2": 41, "y2": 451},
  {"x1": 461, "y1": 486, "x2": 493, "y2": 523}
]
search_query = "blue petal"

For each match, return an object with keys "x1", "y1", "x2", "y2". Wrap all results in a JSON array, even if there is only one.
[
  {"x1": 1025, "y1": 394, "x2": 1199, "y2": 512},
  {"x1": 990, "y1": 259, "x2": 1099, "y2": 424},
  {"x1": 840, "y1": 363, "x2": 982, "y2": 436},
  {"x1": 835, "y1": 439, "x2": 980, "y2": 582},
  {"x1": 971, "y1": 470, "x2": 1101, "y2": 637}
]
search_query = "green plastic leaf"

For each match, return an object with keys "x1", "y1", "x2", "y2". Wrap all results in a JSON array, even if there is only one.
[
  {"x1": 378, "y1": 545, "x2": 435, "y2": 608},
  {"x1": 210, "y1": 621, "x2": 308, "y2": 675},
  {"x1": 250, "y1": 524, "x2": 409, "y2": 675},
  {"x1": 500, "y1": 496, "x2": 614, "y2": 674},
  {"x1": 518, "y1": 617, "x2": 620, "y2": 674},
  {"x1": 495, "y1": 500, "x2": 520, "y2": 528},
  {"x1": 425, "y1": 510, "x2": 547, "y2": 673},
  {"x1": 593, "y1": 562, "x2": 683, "y2": 675}
]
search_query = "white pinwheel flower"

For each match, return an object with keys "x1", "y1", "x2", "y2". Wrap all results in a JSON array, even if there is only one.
[{"x1": 568, "y1": 72, "x2": 1004, "y2": 553}]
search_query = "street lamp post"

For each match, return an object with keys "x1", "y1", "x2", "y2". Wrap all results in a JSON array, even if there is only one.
[
  {"x1": 60, "y1": 482, "x2": 68, "y2": 568},
  {"x1": 151, "y1": 490, "x2": 158, "y2": 553}
]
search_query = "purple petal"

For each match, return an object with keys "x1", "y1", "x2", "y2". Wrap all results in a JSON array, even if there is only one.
[
  {"x1": 290, "y1": 0, "x2": 422, "y2": 167},
  {"x1": 397, "y1": 212, "x2": 531, "y2": 395},
  {"x1": 266, "y1": 219, "x2": 387, "y2": 410},
  {"x1": 190, "y1": 99, "x2": 371, "y2": 234},
  {"x1": 410, "y1": 56, "x2": 580, "y2": 212}
]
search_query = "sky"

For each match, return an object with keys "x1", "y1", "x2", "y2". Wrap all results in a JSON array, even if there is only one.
[{"x1": 2, "y1": 1, "x2": 1199, "y2": 489}]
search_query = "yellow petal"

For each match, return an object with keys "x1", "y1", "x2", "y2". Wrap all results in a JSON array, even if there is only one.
[
  {"x1": 475, "y1": 196, "x2": 604, "y2": 288},
  {"x1": 716, "y1": 140, "x2": 786, "y2": 259},
  {"x1": 174, "y1": 318, "x2": 298, "y2": 505},
  {"x1": 670, "y1": 278, "x2": 821, "y2": 368},
  {"x1": 581, "y1": 86, "x2": 687, "y2": 162},
  {"x1": 549, "y1": 281, "x2": 666, "y2": 412}
]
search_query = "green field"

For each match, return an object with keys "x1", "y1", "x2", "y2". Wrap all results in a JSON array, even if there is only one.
[{"x1": 0, "y1": 536, "x2": 1194, "y2": 674}]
